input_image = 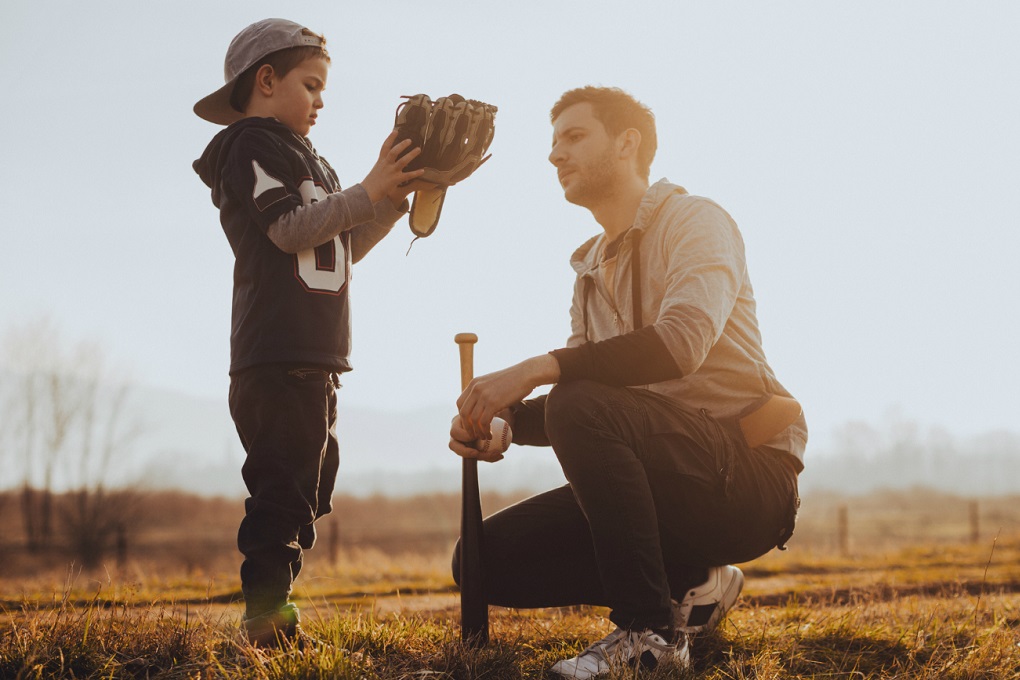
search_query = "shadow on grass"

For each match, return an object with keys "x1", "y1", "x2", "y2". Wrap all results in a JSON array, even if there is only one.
[{"x1": 693, "y1": 626, "x2": 956, "y2": 679}]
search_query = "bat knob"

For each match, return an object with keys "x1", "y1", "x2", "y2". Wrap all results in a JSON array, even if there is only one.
[{"x1": 455, "y1": 333, "x2": 478, "y2": 345}]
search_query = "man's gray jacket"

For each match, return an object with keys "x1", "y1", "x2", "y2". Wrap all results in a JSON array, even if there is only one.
[{"x1": 566, "y1": 179, "x2": 807, "y2": 467}]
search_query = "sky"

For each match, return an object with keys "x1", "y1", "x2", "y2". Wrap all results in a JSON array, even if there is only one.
[{"x1": 1, "y1": 1, "x2": 1018, "y2": 452}]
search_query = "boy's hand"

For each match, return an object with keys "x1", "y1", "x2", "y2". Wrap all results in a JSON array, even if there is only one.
[
  {"x1": 388, "y1": 178, "x2": 431, "y2": 207},
  {"x1": 361, "y1": 131, "x2": 425, "y2": 204}
]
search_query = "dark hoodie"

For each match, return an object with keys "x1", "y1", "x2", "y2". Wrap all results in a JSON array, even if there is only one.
[{"x1": 194, "y1": 117, "x2": 377, "y2": 374}]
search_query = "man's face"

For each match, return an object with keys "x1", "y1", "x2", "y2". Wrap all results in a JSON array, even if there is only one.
[
  {"x1": 266, "y1": 57, "x2": 328, "y2": 137},
  {"x1": 549, "y1": 102, "x2": 619, "y2": 208}
]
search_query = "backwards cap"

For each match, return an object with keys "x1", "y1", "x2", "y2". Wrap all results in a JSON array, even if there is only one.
[{"x1": 194, "y1": 18, "x2": 325, "y2": 125}]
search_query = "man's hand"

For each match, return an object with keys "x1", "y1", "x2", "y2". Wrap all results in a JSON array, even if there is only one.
[
  {"x1": 456, "y1": 354, "x2": 560, "y2": 441},
  {"x1": 449, "y1": 414, "x2": 506, "y2": 463}
]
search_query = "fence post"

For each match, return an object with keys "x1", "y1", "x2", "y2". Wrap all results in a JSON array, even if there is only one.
[
  {"x1": 330, "y1": 518, "x2": 339, "y2": 565},
  {"x1": 116, "y1": 523, "x2": 127, "y2": 568},
  {"x1": 969, "y1": 501, "x2": 979, "y2": 544},
  {"x1": 838, "y1": 505, "x2": 849, "y2": 556}
]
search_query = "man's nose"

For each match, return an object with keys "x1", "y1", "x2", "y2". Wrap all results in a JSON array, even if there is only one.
[{"x1": 548, "y1": 144, "x2": 564, "y2": 166}]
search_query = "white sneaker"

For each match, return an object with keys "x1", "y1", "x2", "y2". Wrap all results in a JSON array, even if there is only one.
[
  {"x1": 672, "y1": 565, "x2": 744, "y2": 635},
  {"x1": 549, "y1": 626, "x2": 690, "y2": 679}
]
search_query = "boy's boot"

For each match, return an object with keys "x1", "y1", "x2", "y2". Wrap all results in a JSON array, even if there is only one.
[{"x1": 242, "y1": 602, "x2": 301, "y2": 647}]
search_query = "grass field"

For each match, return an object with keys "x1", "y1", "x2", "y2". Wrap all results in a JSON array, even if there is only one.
[{"x1": 1, "y1": 490, "x2": 1019, "y2": 678}]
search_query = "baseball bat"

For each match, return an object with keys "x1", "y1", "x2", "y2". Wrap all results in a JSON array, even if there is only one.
[{"x1": 455, "y1": 332, "x2": 488, "y2": 646}]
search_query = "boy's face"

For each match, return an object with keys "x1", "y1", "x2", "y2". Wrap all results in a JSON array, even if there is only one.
[{"x1": 266, "y1": 57, "x2": 329, "y2": 137}]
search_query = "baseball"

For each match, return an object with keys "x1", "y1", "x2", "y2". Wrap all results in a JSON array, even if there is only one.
[{"x1": 474, "y1": 417, "x2": 513, "y2": 455}]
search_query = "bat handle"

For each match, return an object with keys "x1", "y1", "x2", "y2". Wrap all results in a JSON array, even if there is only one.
[{"x1": 455, "y1": 332, "x2": 477, "y2": 390}]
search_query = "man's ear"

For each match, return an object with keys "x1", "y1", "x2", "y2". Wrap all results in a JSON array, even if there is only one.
[
  {"x1": 618, "y1": 128, "x2": 642, "y2": 162},
  {"x1": 254, "y1": 64, "x2": 276, "y2": 97}
]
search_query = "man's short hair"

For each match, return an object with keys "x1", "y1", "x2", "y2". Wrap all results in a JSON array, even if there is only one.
[
  {"x1": 230, "y1": 30, "x2": 330, "y2": 113},
  {"x1": 551, "y1": 86, "x2": 657, "y2": 181}
]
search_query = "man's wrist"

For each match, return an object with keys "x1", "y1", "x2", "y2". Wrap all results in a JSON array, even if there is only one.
[
  {"x1": 526, "y1": 353, "x2": 561, "y2": 386},
  {"x1": 496, "y1": 406, "x2": 516, "y2": 429}
]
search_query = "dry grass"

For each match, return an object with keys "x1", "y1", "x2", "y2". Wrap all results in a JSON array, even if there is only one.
[
  {"x1": 2, "y1": 486, "x2": 1019, "y2": 677},
  {"x1": 2, "y1": 588, "x2": 1018, "y2": 678},
  {"x1": 2, "y1": 534, "x2": 1019, "y2": 678}
]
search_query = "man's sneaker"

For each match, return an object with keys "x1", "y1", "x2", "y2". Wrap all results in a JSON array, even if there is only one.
[
  {"x1": 549, "y1": 626, "x2": 690, "y2": 679},
  {"x1": 242, "y1": 602, "x2": 301, "y2": 647},
  {"x1": 672, "y1": 565, "x2": 744, "y2": 635}
]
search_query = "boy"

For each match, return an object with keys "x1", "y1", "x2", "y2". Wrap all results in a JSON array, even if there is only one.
[{"x1": 193, "y1": 18, "x2": 424, "y2": 646}]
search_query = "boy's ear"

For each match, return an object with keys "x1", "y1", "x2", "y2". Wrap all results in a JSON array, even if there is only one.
[{"x1": 254, "y1": 64, "x2": 276, "y2": 97}]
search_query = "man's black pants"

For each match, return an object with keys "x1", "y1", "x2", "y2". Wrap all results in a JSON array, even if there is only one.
[
  {"x1": 229, "y1": 364, "x2": 340, "y2": 618},
  {"x1": 453, "y1": 380, "x2": 800, "y2": 632}
]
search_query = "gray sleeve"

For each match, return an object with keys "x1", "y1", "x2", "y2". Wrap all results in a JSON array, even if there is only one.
[
  {"x1": 266, "y1": 184, "x2": 376, "y2": 254},
  {"x1": 654, "y1": 199, "x2": 745, "y2": 376},
  {"x1": 350, "y1": 196, "x2": 409, "y2": 263}
]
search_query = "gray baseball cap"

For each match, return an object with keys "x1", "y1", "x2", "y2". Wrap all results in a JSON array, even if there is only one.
[{"x1": 194, "y1": 18, "x2": 326, "y2": 125}]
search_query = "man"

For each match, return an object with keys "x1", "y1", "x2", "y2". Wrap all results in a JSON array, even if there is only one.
[{"x1": 450, "y1": 86, "x2": 806, "y2": 678}]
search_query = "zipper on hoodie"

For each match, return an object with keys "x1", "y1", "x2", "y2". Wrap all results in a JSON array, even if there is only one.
[{"x1": 581, "y1": 267, "x2": 623, "y2": 340}]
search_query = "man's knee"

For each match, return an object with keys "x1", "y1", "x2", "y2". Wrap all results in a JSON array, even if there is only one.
[
  {"x1": 545, "y1": 380, "x2": 606, "y2": 436},
  {"x1": 546, "y1": 380, "x2": 635, "y2": 449}
]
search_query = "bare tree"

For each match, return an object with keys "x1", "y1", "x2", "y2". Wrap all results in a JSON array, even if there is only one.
[
  {"x1": 2, "y1": 318, "x2": 66, "y2": 551},
  {"x1": 1, "y1": 320, "x2": 144, "y2": 565},
  {"x1": 59, "y1": 346, "x2": 145, "y2": 567}
]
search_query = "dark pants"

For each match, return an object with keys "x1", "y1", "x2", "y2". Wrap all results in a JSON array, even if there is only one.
[
  {"x1": 229, "y1": 364, "x2": 340, "y2": 618},
  {"x1": 453, "y1": 380, "x2": 799, "y2": 631}
]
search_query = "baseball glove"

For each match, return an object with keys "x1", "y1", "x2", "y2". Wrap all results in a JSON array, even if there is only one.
[{"x1": 394, "y1": 94, "x2": 497, "y2": 238}]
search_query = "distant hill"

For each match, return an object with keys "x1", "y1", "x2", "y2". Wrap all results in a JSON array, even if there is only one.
[
  {"x1": 125, "y1": 386, "x2": 1020, "y2": 498},
  {"x1": 3, "y1": 377, "x2": 1019, "y2": 498},
  {"x1": 799, "y1": 426, "x2": 1020, "y2": 496},
  {"x1": 121, "y1": 385, "x2": 568, "y2": 498}
]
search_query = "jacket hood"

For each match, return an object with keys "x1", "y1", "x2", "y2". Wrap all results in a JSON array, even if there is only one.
[
  {"x1": 193, "y1": 117, "x2": 304, "y2": 207},
  {"x1": 570, "y1": 179, "x2": 688, "y2": 274}
]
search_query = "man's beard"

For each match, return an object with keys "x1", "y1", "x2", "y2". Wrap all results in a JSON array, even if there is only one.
[{"x1": 564, "y1": 147, "x2": 619, "y2": 209}]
